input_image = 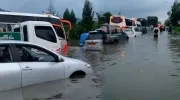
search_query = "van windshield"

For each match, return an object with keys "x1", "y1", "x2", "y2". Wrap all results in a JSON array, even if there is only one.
[{"x1": 86, "y1": 32, "x2": 102, "y2": 40}]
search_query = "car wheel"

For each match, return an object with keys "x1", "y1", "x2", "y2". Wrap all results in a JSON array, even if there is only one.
[
  {"x1": 69, "y1": 71, "x2": 86, "y2": 79},
  {"x1": 135, "y1": 35, "x2": 136, "y2": 37},
  {"x1": 113, "y1": 39, "x2": 118, "y2": 44}
]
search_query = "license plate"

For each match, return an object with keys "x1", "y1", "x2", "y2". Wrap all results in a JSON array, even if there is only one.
[{"x1": 89, "y1": 43, "x2": 95, "y2": 47}]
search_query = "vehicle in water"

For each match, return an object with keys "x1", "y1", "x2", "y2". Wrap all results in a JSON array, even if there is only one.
[
  {"x1": 0, "y1": 21, "x2": 64, "y2": 54},
  {"x1": 147, "y1": 16, "x2": 158, "y2": 28},
  {"x1": 136, "y1": 20, "x2": 147, "y2": 34},
  {"x1": 124, "y1": 26, "x2": 142, "y2": 37},
  {"x1": 100, "y1": 24, "x2": 129, "y2": 43},
  {"x1": 153, "y1": 27, "x2": 159, "y2": 38},
  {"x1": 79, "y1": 32, "x2": 88, "y2": 47},
  {"x1": 84, "y1": 31, "x2": 103, "y2": 51},
  {"x1": 0, "y1": 12, "x2": 72, "y2": 52},
  {"x1": 0, "y1": 40, "x2": 92, "y2": 100}
]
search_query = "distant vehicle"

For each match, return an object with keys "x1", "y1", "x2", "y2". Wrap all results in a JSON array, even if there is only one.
[
  {"x1": 80, "y1": 33, "x2": 89, "y2": 47},
  {"x1": 147, "y1": 16, "x2": 158, "y2": 27},
  {"x1": 100, "y1": 24, "x2": 129, "y2": 43},
  {"x1": 123, "y1": 26, "x2": 142, "y2": 37},
  {"x1": 84, "y1": 31, "x2": 103, "y2": 51},
  {"x1": 109, "y1": 15, "x2": 136, "y2": 30},
  {"x1": 0, "y1": 40, "x2": 92, "y2": 100},
  {"x1": 0, "y1": 21, "x2": 65, "y2": 54},
  {"x1": 136, "y1": 21, "x2": 147, "y2": 34}
]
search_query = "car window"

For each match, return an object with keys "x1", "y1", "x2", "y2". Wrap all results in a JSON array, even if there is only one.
[
  {"x1": 15, "y1": 45, "x2": 57, "y2": 62},
  {"x1": 0, "y1": 45, "x2": 12, "y2": 63},
  {"x1": 35, "y1": 26, "x2": 57, "y2": 43}
]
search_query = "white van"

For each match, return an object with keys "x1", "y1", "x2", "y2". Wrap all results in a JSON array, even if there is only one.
[{"x1": 0, "y1": 21, "x2": 62, "y2": 53}]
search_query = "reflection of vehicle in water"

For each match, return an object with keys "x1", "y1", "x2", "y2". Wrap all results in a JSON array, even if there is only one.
[
  {"x1": 101, "y1": 24, "x2": 129, "y2": 43},
  {"x1": 84, "y1": 31, "x2": 103, "y2": 51},
  {"x1": 109, "y1": 15, "x2": 135, "y2": 30},
  {"x1": 124, "y1": 26, "x2": 142, "y2": 37}
]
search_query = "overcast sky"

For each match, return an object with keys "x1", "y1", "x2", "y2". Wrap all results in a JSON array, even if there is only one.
[{"x1": 0, "y1": 0, "x2": 175, "y2": 23}]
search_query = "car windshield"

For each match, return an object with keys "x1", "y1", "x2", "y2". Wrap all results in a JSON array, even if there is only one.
[{"x1": 86, "y1": 32, "x2": 102, "y2": 40}]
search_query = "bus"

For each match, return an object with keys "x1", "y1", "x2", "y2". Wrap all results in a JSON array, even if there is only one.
[
  {"x1": 0, "y1": 12, "x2": 72, "y2": 52},
  {"x1": 109, "y1": 15, "x2": 136, "y2": 30},
  {"x1": 147, "y1": 16, "x2": 158, "y2": 27}
]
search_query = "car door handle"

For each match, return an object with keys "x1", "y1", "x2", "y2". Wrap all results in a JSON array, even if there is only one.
[{"x1": 22, "y1": 66, "x2": 32, "y2": 71}]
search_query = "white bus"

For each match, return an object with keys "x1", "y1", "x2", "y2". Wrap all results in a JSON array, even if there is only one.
[
  {"x1": 0, "y1": 12, "x2": 69, "y2": 53},
  {"x1": 109, "y1": 15, "x2": 136, "y2": 30}
]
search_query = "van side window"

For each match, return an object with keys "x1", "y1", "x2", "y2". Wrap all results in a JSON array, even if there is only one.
[
  {"x1": 23, "y1": 25, "x2": 28, "y2": 41},
  {"x1": 53, "y1": 26, "x2": 65, "y2": 39},
  {"x1": 35, "y1": 26, "x2": 57, "y2": 43}
]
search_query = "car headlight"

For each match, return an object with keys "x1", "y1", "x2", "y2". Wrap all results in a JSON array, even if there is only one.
[{"x1": 86, "y1": 64, "x2": 92, "y2": 68}]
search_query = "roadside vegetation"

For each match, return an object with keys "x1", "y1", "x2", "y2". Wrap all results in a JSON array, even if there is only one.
[
  {"x1": 47, "y1": 0, "x2": 112, "y2": 40},
  {"x1": 165, "y1": 0, "x2": 180, "y2": 33}
]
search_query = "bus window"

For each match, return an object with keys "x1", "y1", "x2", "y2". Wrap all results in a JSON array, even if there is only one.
[
  {"x1": 111, "y1": 17, "x2": 123, "y2": 23},
  {"x1": 14, "y1": 27, "x2": 20, "y2": 32},
  {"x1": 53, "y1": 26, "x2": 65, "y2": 39}
]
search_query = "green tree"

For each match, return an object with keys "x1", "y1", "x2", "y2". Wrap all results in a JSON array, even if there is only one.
[
  {"x1": 168, "y1": 0, "x2": 180, "y2": 26},
  {"x1": 103, "y1": 11, "x2": 112, "y2": 23},
  {"x1": 69, "y1": 10, "x2": 77, "y2": 23},
  {"x1": 81, "y1": 0, "x2": 94, "y2": 31},
  {"x1": 63, "y1": 8, "x2": 70, "y2": 20},
  {"x1": 164, "y1": 18, "x2": 171, "y2": 26}
]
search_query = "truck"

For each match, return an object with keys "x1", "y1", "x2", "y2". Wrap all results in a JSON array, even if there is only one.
[{"x1": 0, "y1": 21, "x2": 64, "y2": 54}]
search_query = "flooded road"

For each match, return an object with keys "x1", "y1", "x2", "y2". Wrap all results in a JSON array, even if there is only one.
[{"x1": 62, "y1": 32, "x2": 180, "y2": 100}]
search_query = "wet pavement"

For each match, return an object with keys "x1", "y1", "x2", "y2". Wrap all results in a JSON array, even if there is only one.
[{"x1": 62, "y1": 32, "x2": 180, "y2": 100}]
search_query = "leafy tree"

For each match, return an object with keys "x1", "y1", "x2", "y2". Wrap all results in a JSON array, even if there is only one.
[
  {"x1": 103, "y1": 11, "x2": 112, "y2": 23},
  {"x1": 81, "y1": 0, "x2": 94, "y2": 31},
  {"x1": 63, "y1": 8, "x2": 70, "y2": 20},
  {"x1": 164, "y1": 18, "x2": 171, "y2": 26},
  {"x1": 168, "y1": 0, "x2": 180, "y2": 26},
  {"x1": 69, "y1": 10, "x2": 77, "y2": 23}
]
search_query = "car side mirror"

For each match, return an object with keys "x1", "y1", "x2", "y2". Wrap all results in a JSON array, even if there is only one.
[{"x1": 57, "y1": 56, "x2": 64, "y2": 62}]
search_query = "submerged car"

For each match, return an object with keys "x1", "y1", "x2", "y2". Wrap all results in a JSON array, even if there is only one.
[
  {"x1": 100, "y1": 24, "x2": 129, "y2": 43},
  {"x1": 0, "y1": 40, "x2": 92, "y2": 100},
  {"x1": 84, "y1": 31, "x2": 103, "y2": 51},
  {"x1": 123, "y1": 26, "x2": 142, "y2": 37}
]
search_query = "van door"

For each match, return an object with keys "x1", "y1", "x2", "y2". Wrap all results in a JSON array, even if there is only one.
[
  {"x1": 33, "y1": 25, "x2": 61, "y2": 53},
  {"x1": 14, "y1": 44, "x2": 65, "y2": 100},
  {"x1": 0, "y1": 44, "x2": 23, "y2": 100}
]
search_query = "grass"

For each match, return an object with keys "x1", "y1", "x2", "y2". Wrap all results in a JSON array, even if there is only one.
[{"x1": 172, "y1": 26, "x2": 180, "y2": 33}]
